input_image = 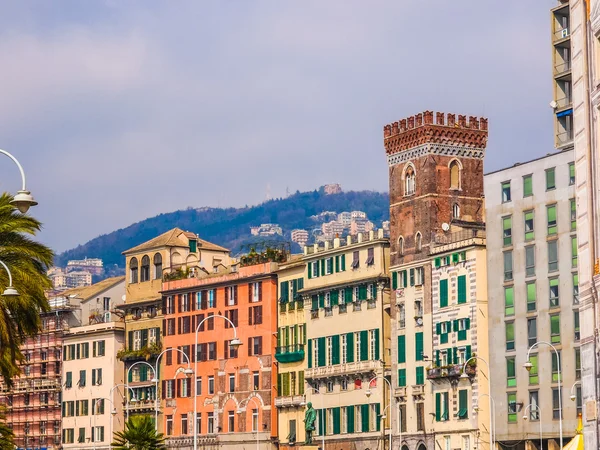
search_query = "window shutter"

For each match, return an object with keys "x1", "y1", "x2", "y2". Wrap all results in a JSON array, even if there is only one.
[
  {"x1": 248, "y1": 338, "x2": 252, "y2": 356},
  {"x1": 402, "y1": 270, "x2": 408, "y2": 288},
  {"x1": 341, "y1": 254, "x2": 346, "y2": 271},
  {"x1": 331, "y1": 290, "x2": 339, "y2": 306},
  {"x1": 416, "y1": 367, "x2": 424, "y2": 385},
  {"x1": 343, "y1": 332, "x2": 353, "y2": 363},
  {"x1": 466, "y1": 345, "x2": 472, "y2": 361},
  {"x1": 440, "y1": 279, "x2": 448, "y2": 307},
  {"x1": 435, "y1": 257, "x2": 441, "y2": 268},
  {"x1": 312, "y1": 295, "x2": 318, "y2": 311},
  {"x1": 345, "y1": 289, "x2": 353, "y2": 304},
  {"x1": 392, "y1": 272, "x2": 398, "y2": 290},
  {"x1": 453, "y1": 347, "x2": 458, "y2": 365},
  {"x1": 397, "y1": 336, "x2": 406, "y2": 363},
  {"x1": 375, "y1": 403, "x2": 381, "y2": 432},
  {"x1": 318, "y1": 409, "x2": 325, "y2": 436},
  {"x1": 318, "y1": 338, "x2": 326, "y2": 367},
  {"x1": 335, "y1": 255, "x2": 340, "y2": 273},
  {"x1": 320, "y1": 260, "x2": 325, "y2": 276},
  {"x1": 333, "y1": 407, "x2": 341, "y2": 434},
  {"x1": 347, "y1": 405, "x2": 355, "y2": 433},
  {"x1": 453, "y1": 319, "x2": 459, "y2": 332},
  {"x1": 361, "y1": 404, "x2": 369, "y2": 432},
  {"x1": 308, "y1": 265, "x2": 312, "y2": 279},
  {"x1": 436, "y1": 323, "x2": 441, "y2": 335},
  {"x1": 298, "y1": 278, "x2": 304, "y2": 290},
  {"x1": 128, "y1": 331, "x2": 133, "y2": 350},
  {"x1": 360, "y1": 331, "x2": 369, "y2": 361},
  {"x1": 435, "y1": 393, "x2": 441, "y2": 421},
  {"x1": 435, "y1": 350, "x2": 440, "y2": 367},
  {"x1": 141, "y1": 329, "x2": 148, "y2": 347},
  {"x1": 410, "y1": 268, "x2": 415, "y2": 286},
  {"x1": 92, "y1": 370, "x2": 96, "y2": 386},
  {"x1": 257, "y1": 337, "x2": 262, "y2": 355},
  {"x1": 459, "y1": 389, "x2": 468, "y2": 413},
  {"x1": 458, "y1": 275, "x2": 467, "y2": 304},
  {"x1": 281, "y1": 281, "x2": 289, "y2": 303},
  {"x1": 398, "y1": 369, "x2": 406, "y2": 387},
  {"x1": 176, "y1": 379, "x2": 181, "y2": 398},
  {"x1": 249, "y1": 307, "x2": 253, "y2": 326},
  {"x1": 374, "y1": 329, "x2": 380, "y2": 360},
  {"x1": 359, "y1": 285, "x2": 367, "y2": 300},
  {"x1": 446, "y1": 348, "x2": 452, "y2": 365},
  {"x1": 415, "y1": 332, "x2": 424, "y2": 361},
  {"x1": 318, "y1": 294, "x2": 325, "y2": 309},
  {"x1": 332, "y1": 335, "x2": 340, "y2": 365},
  {"x1": 466, "y1": 318, "x2": 471, "y2": 329},
  {"x1": 308, "y1": 339, "x2": 313, "y2": 368}
]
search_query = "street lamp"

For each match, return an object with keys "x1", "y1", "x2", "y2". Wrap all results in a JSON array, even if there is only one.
[
  {"x1": 472, "y1": 394, "x2": 496, "y2": 448},
  {"x1": 236, "y1": 396, "x2": 262, "y2": 450},
  {"x1": 110, "y1": 383, "x2": 137, "y2": 426},
  {"x1": 126, "y1": 361, "x2": 157, "y2": 421},
  {"x1": 0, "y1": 260, "x2": 19, "y2": 296},
  {"x1": 93, "y1": 397, "x2": 117, "y2": 450},
  {"x1": 301, "y1": 386, "x2": 325, "y2": 450},
  {"x1": 522, "y1": 403, "x2": 543, "y2": 450},
  {"x1": 194, "y1": 314, "x2": 241, "y2": 450},
  {"x1": 366, "y1": 375, "x2": 393, "y2": 450},
  {"x1": 0, "y1": 149, "x2": 37, "y2": 213},
  {"x1": 461, "y1": 356, "x2": 493, "y2": 450},
  {"x1": 570, "y1": 380, "x2": 581, "y2": 402},
  {"x1": 524, "y1": 341, "x2": 563, "y2": 448},
  {"x1": 153, "y1": 347, "x2": 193, "y2": 427}
]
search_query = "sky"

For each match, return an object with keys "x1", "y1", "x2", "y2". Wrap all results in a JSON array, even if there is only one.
[{"x1": 0, "y1": 1, "x2": 554, "y2": 253}]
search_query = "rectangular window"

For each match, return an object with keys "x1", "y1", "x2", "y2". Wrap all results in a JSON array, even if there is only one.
[
  {"x1": 415, "y1": 332, "x2": 424, "y2": 361},
  {"x1": 576, "y1": 348, "x2": 581, "y2": 380},
  {"x1": 571, "y1": 198, "x2": 577, "y2": 231},
  {"x1": 575, "y1": 310, "x2": 580, "y2": 341},
  {"x1": 551, "y1": 314, "x2": 561, "y2": 344},
  {"x1": 208, "y1": 413, "x2": 214, "y2": 434},
  {"x1": 549, "y1": 278, "x2": 559, "y2": 308},
  {"x1": 504, "y1": 286, "x2": 514, "y2": 316},
  {"x1": 507, "y1": 392, "x2": 517, "y2": 423},
  {"x1": 228, "y1": 374, "x2": 235, "y2": 393},
  {"x1": 506, "y1": 357, "x2": 516, "y2": 387},
  {"x1": 208, "y1": 376, "x2": 214, "y2": 395},
  {"x1": 416, "y1": 367, "x2": 424, "y2": 385},
  {"x1": 525, "y1": 245, "x2": 535, "y2": 277},
  {"x1": 503, "y1": 216, "x2": 512, "y2": 246},
  {"x1": 366, "y1": 247, "x2": 374, "y2": 266},
  {"x1": 351, "y1": 251, "x2": 360, "y2": 269},
  {"x1": 458, "y1": 389, "x2": 468, "y2": 419},
  {"x1": 527, "y1": 282, "x2": 536, "y2": 312},
  {"x1": 552, "y1": 351, "x2": 562, "y2": 383},
  {"x1": 553, "y1": 388, "x2": 562, "y2": 419},
  {"x1": 527, "y1": 318, "x2": 537, "y2": 347},
  {"x1": 523, "y1": 174, "x2": 533, "y2": 197},
  {"x1": 505, "y1": 322, "x2": 515, "y2": 351},
  {"x1": 416, "y1": 403, "x2": 425, "y2": 431},
  {"x1": 181, "y1": 414, "x2": 188, "y2": 435},
  {"x1": 502, "y1": 181, "x2": 511, "y2": 202},
  {"x1": 573, "y1": 273, "x2": 580, "y2": 304},
  {"x1": 529, "y1": 354, "x2": 539, "y2": 385},
  {"x1": 569, "y1": 162, "x2": 575, "y2": 185},
  {"x1": 228, "y1": 411, "x2": 235, "y2": 432},
  {"x1": 524, "y1": 211, "x2": 534, "y2": 241},
  {"x1": 439, "y1": 279, "x2": 448, "y2": 308},
  {"x1": 398, "y1": 369, "x2": 406, "y2": 387},
  {"x1": 547, "y1": 205, "x2": 557, "y2": 235},
  {"x1": 546, "y1": 167, "x2": 556, "y2": 190},
  {"x1": 548, "y1": 241, "x2": 559, "y2": 272},
  {"x1": 572, "y1": 236, "x2": 578, "y2": 267},
  {"x1": 529, "y1": 391, "x2": 539, "y2": 420}
]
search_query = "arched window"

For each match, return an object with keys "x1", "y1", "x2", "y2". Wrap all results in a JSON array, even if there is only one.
[
  {"x1": 398, "y1": 237, "x2": 404, "y2": 256},
  {"x1": 153, "y1": 253, "x2": 163, "y2": 280},
  {"x1": 405, "y1": 166, "x2": 416, "y2": 195},
  {"x1": 416, "y1": 232, "x2": 422, "y2": 252},
  {"x1": 453, "y1": 203, "x2": 460, "y2": 219},
  {"x1": 141, "y1": 255, "x2": 150, "y2": 282},
  {"x1": 129, "y1": 258, "x2": 138, "y2": 284},
  {"x1": 450, "y1": 160, "x2": 461, "y2": 189}
]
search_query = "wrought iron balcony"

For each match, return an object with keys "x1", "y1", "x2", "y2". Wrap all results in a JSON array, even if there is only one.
[
  {"x1": 427, "y1": 363, "x2": 476, "y2": 381},
  {"x1": 275, "y1": 344, "x2": 305, "y2": 363},
  {"x1": 275, "y1": 395, "x2": 305, "y2": 408},
  {"x1": 305, "y1": 359, "x2": 382, "y2": 380}
]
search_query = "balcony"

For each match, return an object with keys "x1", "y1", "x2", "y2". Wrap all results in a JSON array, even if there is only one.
[
  {"x1": 275, "y1": 344, "x2": 305, "y2": 363},
  {"x1": 427, "y1": 363, "x2": 476, "y2": 381},
  {"x1": 431, "y1": 229, "x2": 486, "y2": 254},
  {"x1": 554, "y1": 61, "x2": 572, "y2": 78},
  {"x1": 117, "y1": 342, "x2": 162, "y2": 362},
  {"x1": 305, "y1": 359, "x2": 382, "y2": 380},
  {"x1": 275, "y1": 395, "x2": 305, "y2": 408},
  {"x1": 553, "y1": 27, "x2": 570, "y2": 43},
  {"x1": 411, "y1": 384, "x2": 425, "y2": 396},
  {"x1": 394, "y1": 386, "x2": 407, "y2": 398}
]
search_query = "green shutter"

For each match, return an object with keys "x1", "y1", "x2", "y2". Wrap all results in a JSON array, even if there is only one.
[
  {"x1": 346, "y1": 332, "x2": 354, "y2": 363},
  {"x1": 436, "y1": 323, "x2": 441, "y2": 335},
  {"x1": 361, "y1": 404, "x2": 369, "y2": 432},
  {"x1": 397, "y1": 335, "x2": 406, "y2": 363},
  {"x1": 416, "y1": 367, "x2": 424, "y2": 385},
  {"x1": 466, "y1": 345, "x2": 472, "y2": 361},
  {"x1": 312, "y1": 295, "x2": 318, "y2": 311},
  {"x1": 318, "y1": 294, "x2": 325, "y2": 309},
  {"x1": 345, "y1": 289, "x2": 353, "y2": 304},
  {"x1": 415, "y1": 332, "x2": 424, "y2": 361},
  {"x1": 398, "y1": 369, "x2": 406, "y2": 387},
  {"x1": 435, "y1": 393, "x2": 441, "y2": 421},
  {"x1": 376, "y1": 403, "x2": 381, "y2": 431},
  {"x1": 331, "y1": 290, "x2": 339, "y2": 306},
  {"x1": 435, "y1": 350, "x2": 440, "y2": 367},
  {"x1": 402, "y1": 270, "x2": 408, "y2": 288},
  {"x1": 128, "y1": 331, "x2": 133, "y2": 351},
  {"x1": 280, "y1": 281, "x2": 289, "y2": 303},
  {"x1": 440, "y1": 279, "x2": 448, "y2": 307},
  {"x1": 318, "y1": 409, "x2": 325, "y2": 436},
  {"x1": 435, "y1": 257, "x2": 441, "y2": 268},
  {"x1": 277, "y1": 374, "x2": 282, "y2": 394},
  {"x1": 335, "y1": 256, "x2": 340, "y2": 273},
  {"x1": 332, "y1": 335, "x2": 340, "y2": 365},
  {"x1": 359, "y1": 285, "x2": 367, "y2": 300},
  {"x1": 374, "y1": 329, "x2": 380, "y2": 360},
  {"x1": 341, "y1": 254, "x2": 346, "y2": 271},
  {"x1": 453, "y1": 347, "x2": 458, "y2": 365},
  {"x1": 458, "y1": 389, "x2": 468, "y2": 419},
  {"x1": 457, "y1": 275, "x2": 467, "y2": 304},
  {"x1": 317, "y1": 338, "x2": 326, "y2": 367},
  {"x1": 333, "y1": 407, "x2": 341, "y2": 435},
  {"x1": 360, "y1": 331, "x2": 369, "y2": 361},
  {"x1": 465, "y1": 318, "x2": 471, "y2": 329},
  {"x1": 308, "y1": 265, "x2": 312, "y2": 279},
  {"x1": 320, "y1": 260, "x2": 325, "y2": 276},
  {"x1": 392, "y1": 272, "x2": 398, "y2": 290},
  {"x1": 308, "y1": 340, "x2": 313, "y2": 368},
  {"x1": 347, "y1": 405, "x2": 355, "y2": 433}
]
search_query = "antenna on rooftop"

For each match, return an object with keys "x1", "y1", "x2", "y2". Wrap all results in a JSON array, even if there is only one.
[{"x1": 266, "y1": 183, "x2": 272, "y2": 201}]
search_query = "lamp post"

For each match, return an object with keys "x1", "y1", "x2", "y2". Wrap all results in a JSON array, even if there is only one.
[
  {"x1": 237, "y1": 396, "x2": 262, "y2": 450},
  {"x1": 365, "y1": 375, "x2": 393, "y2": 450},
  {"x1": 0, "y1": 148, "x2": 37, "y2": 213},
  {"x1": 126, "y1": 361, "x2": 157, "y2": 421},
  {"x1": 193, "y1": 314, "x2": 241, "y2": 450},
  {"x1": 461, "y1": 356, "x2": 493, "y2": 450},
  {"x1": 570, "y1": 380, "x2": 581, "y2": 402},
  {"x1": 302, "y1": 386, "x2": 325, "y2": 450},
  {"x1": 0, "y1": 260, "x2": 19, "y2": 296},
  {"x1": 93, "y1": 397, "x2": 117, "y2": 450},
  {"x1": 151, "y1": 348, "x2": 193, "y2": 427},
  {"x1": 523, "y1": 341, "x2": 563, "y2": 448},
  {"x1": 472, "y1": 394, "x2": 496, "y2": 449},
  {"x1": 522, "y1": 403, "x2": 543, "y2": 450}
]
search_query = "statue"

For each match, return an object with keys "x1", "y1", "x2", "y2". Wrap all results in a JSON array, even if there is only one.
[{"x1": 304, "y1": 402, "x2": 317, "y2": 444}]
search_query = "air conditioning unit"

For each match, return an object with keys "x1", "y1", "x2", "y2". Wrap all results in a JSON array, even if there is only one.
[{"x1": 561, "y1": 28, "x2": 569, "y2": 38}]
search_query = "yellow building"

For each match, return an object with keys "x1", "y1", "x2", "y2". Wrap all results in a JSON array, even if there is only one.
[
  {"x1": 119, "y1": 228, "x2": 230, "y2": 427},
  {"x1": 302, "y1": 230, "x2": 391, "y2": 450},
  {"x1": 274, "y1": 256, "x2": 307, "y2": 447}
]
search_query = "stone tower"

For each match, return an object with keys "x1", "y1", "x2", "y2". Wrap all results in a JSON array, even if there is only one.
[{"x1": 384, "y1": 111, "x2": 488, "y2": 267}]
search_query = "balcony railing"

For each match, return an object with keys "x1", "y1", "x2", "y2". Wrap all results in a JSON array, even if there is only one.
[
  {"x1": 557, "y1": 130, "x2": 574, "y2": 145},
  {"x1": 305, "y1": 359, "x2": 382, "y2": 379},
  {"x1": 117, "y1": 342, "x2": 162, "y2": 362},
  {"x1": 394, "y1": 386, "x2": 407, "y2": 398},
  {"x1": 554, "y1": 61, "x2": 571, "y2": 75},
  {"x1": 275, "y1": 395, "x2": 305, "y2": 408},
  {"x1": 432, "y1": 229, "x2": 485, "y2": 247},
  {"x1": 553, "y1": 27, "x2": 570, "y2": 41},
  {"x1": 411, "y1": 384, "x2": 425, "y2": 396},
  {"x1": 275, "y1": 344, "x2": 305, "y2": 363},
  {"x1": 427, "y1": 363, "x2": 476, "y2": 381}
]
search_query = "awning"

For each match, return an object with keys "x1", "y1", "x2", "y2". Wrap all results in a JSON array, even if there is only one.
[{"x1": 562, "y1": 414, "x2": 584, "y2": 450}]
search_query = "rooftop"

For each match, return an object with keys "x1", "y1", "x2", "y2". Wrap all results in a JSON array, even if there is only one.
[
  {"x1": 62, "y1": 276, "x2": 125, "y2": 301},
  {"x1": 122, "y1": 227, "x2": 229, "y2": 255}
]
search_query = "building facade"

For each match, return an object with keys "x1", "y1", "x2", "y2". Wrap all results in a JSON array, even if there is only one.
[
  {"x1": 302, "y1": 230, "x2": 391, "y2": 450},
  {"x1": 60, "y1": 277, "x2": 126, "y2": 449},
  {"x1": 485, "y1": 150, "x2": 580, "y2": 448},
  {"x1": 274, "y1": 257, "x2": 306, "y2": 447},
  {"x1": 384, "y1": 111, "x2": 491, "y2": 450},
  {"x1": 120, "y1": 228, "x2": 230, "y2": 427},
  {"x1": 160, "y1": 259, "x2": 278, "y2": 450}
]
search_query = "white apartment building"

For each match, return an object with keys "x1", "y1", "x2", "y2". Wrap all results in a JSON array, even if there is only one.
[{"x1": 485, "y1": 150, "x2": 580, "y2": 448}]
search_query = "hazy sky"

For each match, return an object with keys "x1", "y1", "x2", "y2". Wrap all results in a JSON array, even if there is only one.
[{"x1": 0, "y1": 1, "x2": 554, "y2": 252}]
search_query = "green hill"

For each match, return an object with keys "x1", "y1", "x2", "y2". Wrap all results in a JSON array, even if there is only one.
[{"x1": 56, "y1": 189, "x2": 390, "y2": 269}]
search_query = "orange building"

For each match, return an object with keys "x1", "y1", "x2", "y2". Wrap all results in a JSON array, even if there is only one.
[{"x1": 161, "y1": 261, "x2": 279, "y2": 450}]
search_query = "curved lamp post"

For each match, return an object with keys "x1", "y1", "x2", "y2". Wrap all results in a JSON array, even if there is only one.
[
  {"x1": 461, "y1": 356, "x2": 493, "y2": 450},
  {"x1": 365, "y1": 375, "x2": 393, "y2": 450},
  {"x1": 126, "y1": 361, "x2": 157, "y2": 421},
  {"x1": 237, "y1": 396, "x2": 262, "y2": 450},
  {"x1": 570, "y1": 380, "x2": 581, "y2": 402},
  {"x1": 193, "y1": 314, "x2": 241, "y2": 450},
  {"x1": 301, "y1": 386, "x2": 325, "y2": 450},
  {"x1": 0, "y1": 149, "x2": 37, "y2": 213},
  {"x1": 151, "y1": 348, "x2": 193, "y2": 427},
  {"x1": 522, "y1": 403, "x2": 543, "y2": 450},
  {"x1": 524, "y1": 341, "x2": 563, "y2": 448},
  {"x1": 0, "y1": 260, "x2": 19, "y2": 296},
  {"x1": 472, "y1": 393, "x2": 496, "y2": 449},
  {"x1": 92, "y1": 397, "x2": 117, "y2": 450}
]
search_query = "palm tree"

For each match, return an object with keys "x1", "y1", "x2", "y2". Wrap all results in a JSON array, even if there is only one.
[
  {"x1": 0, "y1": 407, "x2": 14, "y2": 450},
  {"x1": 0, "y1": 193, "x2": 53, "y2": 385},
  {"x1": 112, "y1": 415, "x2": 166, "y2": 450}
]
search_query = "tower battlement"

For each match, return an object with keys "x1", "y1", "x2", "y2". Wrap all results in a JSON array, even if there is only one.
[{"x1": 383, "y1": 110, "x2": 488, "y2": 155}]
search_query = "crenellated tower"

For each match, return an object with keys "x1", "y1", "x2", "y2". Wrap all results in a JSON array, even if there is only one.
[{"x1": 384, "y1": 110, "x2": 488, "y2": 267}]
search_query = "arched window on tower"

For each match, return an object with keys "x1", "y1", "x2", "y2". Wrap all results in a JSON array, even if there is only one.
[
  {"x1": 141, "y1": 255, "x2": 150, "y2": 282},
  {"x1": 398, "y1": 236, "x2": 404, "y2": 256},
  {"x1": 405, "y1": 166, "x2": 416, "y2": 196},
  {"x1": 153, "y1": 253, "x2": 163, "y2": 280},
  {"x1": 129, "y1": 258, "x2": 138, "y2": 284},
  {"x1": 416, "y1": 232, "x2": 422, "y2": 252},
  {"x1": 450, "y1": 160, "x2": 461, "y2": 190},
  {"x1": 453, "y1": 203, "x2": 460, "y2": 219}
]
